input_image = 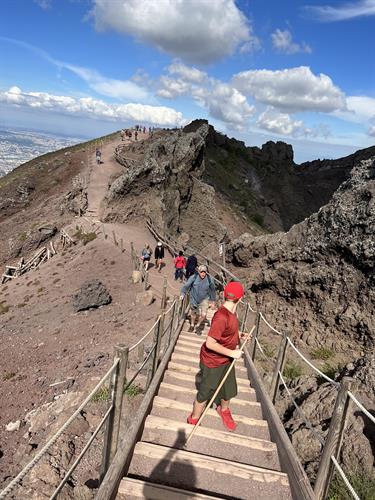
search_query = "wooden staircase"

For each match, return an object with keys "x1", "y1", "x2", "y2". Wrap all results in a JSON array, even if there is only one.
[{"x1": 117, "y1": 311, "x2": 293, "y2": 499}]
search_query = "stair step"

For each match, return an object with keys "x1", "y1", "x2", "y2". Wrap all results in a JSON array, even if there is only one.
[
  {"x1": 118, "y1": 477, "x2": 219, "y2": 499},
  {"x1": 171, "y1": 352, "x2": 247, "y2": 372},
  {"x1": 157, "y1": 382, "x2": 261, "y2": 418},
  {"x1": 150, "y1": 397, "x2": 270, "y2": 440},
  {"x1": 162, "y1": 370, "x2": 254, "y2": 393},
  {"x1": 167, "y1": 362, "x2": 249, "y2": 382},
  {"x1": 142, "y1": 415, "x2": 280, "y2": 470},
  {"x1": 128, "y1": 442, "x2": 292, "y2": 499}
]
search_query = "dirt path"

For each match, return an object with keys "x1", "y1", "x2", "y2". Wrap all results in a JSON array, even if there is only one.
[{"x1": 83, "y1": 132, "x2": 181, "y2": 301}]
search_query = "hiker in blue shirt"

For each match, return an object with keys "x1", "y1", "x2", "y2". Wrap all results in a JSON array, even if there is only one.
[{"x1": 181, "y1": 264, "x2": 216, "y2": 334}]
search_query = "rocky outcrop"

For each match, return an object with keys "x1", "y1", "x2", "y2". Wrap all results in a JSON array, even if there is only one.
[
  {"x1": 104, "y1": 121, "x2": 226, "y2": 250},
  {"x1": 229, "y1": 157, "x2": 375, "y2": 349},
  {"x1": 276, "y1": 353, "x2": 375, "y2": 479}
]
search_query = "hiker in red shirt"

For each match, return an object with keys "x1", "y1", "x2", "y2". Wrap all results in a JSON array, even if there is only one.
[
  {"x1": 174, "y1": 250, "x2": 186, "y2": 282},
  {"x1": 187, "y1": 281, "x2": 247, "y2": 431}
]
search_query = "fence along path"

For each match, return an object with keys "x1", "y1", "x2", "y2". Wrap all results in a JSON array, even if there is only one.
[{"x1": 102, "y1": 220, "x2": 373, "y2": 500}]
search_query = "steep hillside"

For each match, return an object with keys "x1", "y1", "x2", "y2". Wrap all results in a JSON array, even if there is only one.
[
  {"x1": 229, "y1": 156, "x2": 375, "y2": 352},
  {"x1": 205, "y1": 123, "x2": 375, "y2": 232}
]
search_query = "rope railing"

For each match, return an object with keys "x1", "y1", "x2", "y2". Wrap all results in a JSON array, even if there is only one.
[
  {"x1": 0, "y1": 289, "x2": 183, "y2": 499},
  {"x1": 145, "y1": 219, "x2": 374, "y2": 500},
  {"x1": 286, "y1": 338, "x2": 340, "y2": 387},
  {"x1": 0, "y1": 361, "x2": 118, "y2": 499}
]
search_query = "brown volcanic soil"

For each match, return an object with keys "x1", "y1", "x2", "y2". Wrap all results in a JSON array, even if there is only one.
[{"x1": 0, "y1": 131, "x2": 179, "y2": 488}]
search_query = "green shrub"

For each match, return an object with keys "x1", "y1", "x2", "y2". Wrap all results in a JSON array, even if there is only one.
[
  {"x1": 3, "y1": 371, "x2": 16, "y2": 381},
  {"x1": 283, "y1": 361, "x2": 303, "y2": 381},
  {"x1": 125, "y1": 383, "x2": 142, "y2": 398},
  {"x1": 310, "y1": 347, "x2": 334, "y2": 360},
  {"x1": 0, "y1": 302, "x2": 10, "y2": 314},
  {"x1": 317, "y1": 363, "x2": 343, "y2": 384},
  {"x1": 252, "y1": 213, "x2": 264, "y2": 227},
  {"x1": 328, "y1": 470, "x2": 375, "y2": 500},
  {"x1": 74, "y1": 228, "x2": 97, "y2": 246},
  {"x1": 91, "y1": 386, "x2": 109, "y2": 402}
]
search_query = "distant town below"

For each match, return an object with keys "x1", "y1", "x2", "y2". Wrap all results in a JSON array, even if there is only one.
[{"x1": 0, "y1": 128, "x2": 84, "y2": 177}]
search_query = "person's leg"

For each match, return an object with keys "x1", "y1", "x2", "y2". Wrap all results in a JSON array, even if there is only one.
[
  {"x1": 144, "y1": 259, "x2": 149, "y2": 271},
  {"x1": 196, "y1": 299, "x2": 209, "y2": 331},
  {"x1": 191, "y1": 399, "x2": 207, "y2": 419},
  {"x1": 174, "y1": 268, "x2": 179, "y2": 280},
  {"x1": 216, "y1": 368, "x2": 238, "y2": 431}
]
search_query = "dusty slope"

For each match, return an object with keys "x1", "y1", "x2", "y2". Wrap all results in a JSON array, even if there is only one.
[{"x1": 0, "y1": 131, "x2": 181, "y2": 489}]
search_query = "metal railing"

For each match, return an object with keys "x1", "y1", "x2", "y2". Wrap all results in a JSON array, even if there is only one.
[
  {"x1": 0, "y1": 261, "x2": 189, "y2": 499},
  {"x1": 146, "y1": 218, "x2": 374, "y2": 500}
]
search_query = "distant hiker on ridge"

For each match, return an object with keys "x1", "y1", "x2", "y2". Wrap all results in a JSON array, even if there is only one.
[
  {"x1": 187, "y1": 281, "x2": 248, "y2": 432},
  {"x1": 181, "y1": 264, "x2": 216, "y2": 334},
  {"x1": 154, "y1": 241, "x2": 165, "y2": 273},
  {"x1": 95, "y1": 148, "x2": 101, "y2": 165}
]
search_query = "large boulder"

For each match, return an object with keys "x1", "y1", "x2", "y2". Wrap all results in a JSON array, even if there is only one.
[{"x1": 72, "y1": 279, "x2": 111, "y2": 312}]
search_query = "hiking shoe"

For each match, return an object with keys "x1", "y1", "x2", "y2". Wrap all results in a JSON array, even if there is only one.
[
  {"x1": 195, "y1": 325, "x2": 203, "y2": 335},
  {"x1": 217, "y1": 406, "x2": 237, "y2": 431},
  {"x1": 187, "y1": 414, "x2": 199, "y2": 425},
  {"x1": 188, "y1": 325, "x2": 194, "y2": 332}
]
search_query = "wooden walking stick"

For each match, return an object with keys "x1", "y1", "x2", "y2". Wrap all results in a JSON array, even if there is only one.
[{"x1": 185, "y1": 324, "x2": 255, "y2": 445}]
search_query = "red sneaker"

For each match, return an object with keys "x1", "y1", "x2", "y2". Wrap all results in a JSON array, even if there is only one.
[
  {"x1": 217, "y1": 406, "x2": 237, "y2": 431},
  {"x1": 187, "y1": 414, "x2": 199, "y2": 425}
]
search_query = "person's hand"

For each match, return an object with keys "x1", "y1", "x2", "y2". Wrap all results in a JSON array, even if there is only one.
[
  {"x1": 180, "y1": 295, "x2": 184, "y2": 301},
  {"x1": 209, "y1": 301, "x2": 216, "y2": 310},
  {"x1": 231, "y1": 349, "x2": 243, "y2": 359}
]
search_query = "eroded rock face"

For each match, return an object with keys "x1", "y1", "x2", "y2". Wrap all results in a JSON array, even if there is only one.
[
  {"x1": 277, "y1": 354, "x2": 375, "y2": 479},
  {"x1": 104, "y1": 122, "x2": 226, "y2": 250},
  {"x1": 229, "y1": 157, "x2": 375, "y2": 349},
  {"x1": 72, "y1": 279, "x2": 111, "y2": 312}
]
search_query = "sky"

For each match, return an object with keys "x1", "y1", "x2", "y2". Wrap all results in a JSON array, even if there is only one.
[{"x1": 0, "y1": 0, "x2": 374, "y2": 163}]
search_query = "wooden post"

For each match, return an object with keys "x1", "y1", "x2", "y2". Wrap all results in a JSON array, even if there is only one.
[
  {"x1": 100, "y1": 345, "x2": 128, "y2": 478},
  {"x1": 143, "y1": 270, "x2": 149, "y2": 291},
  {"x1": 112, "y1": 231, "x2": 118, "y2": 246},
  {"x1": 102, "y1": 224, "x2": 107, "y2": 239},
  {"x1": 147, "y1": 316, "x2": 163, "y2": 388},
  {"x1": 120, "y1": 238, "x2": 124, "y2": 253},
  {"x1": 249, "y1": 312, "x2": 261, "y2": 361},
  {"x1": 314, "y1": 377, "x2": 355, "y2": 500},
  {"x1": 222, "y1": 242, "x2": 225, "y2": 268},
  {"x1": 240, "y1": 303, "x2": 249, "y2": 333},
  {"x1": 137, "y1": 343, "x2": 144, "y2": 363},
  {"x1": 130, "y1": 242, "x2": 136, "y2": 270},
  {"x1": 168, "y1": 300, "x2": 177, "y2": 346},
  {"x1": 270, "y1": 332, "x2": 288, "y2": 403},
  {"x1": 161, "y1": 276, "x2": 168, "y2": 311}
]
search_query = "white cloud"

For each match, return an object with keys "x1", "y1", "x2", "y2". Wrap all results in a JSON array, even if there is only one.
[
  {"x1": 193, "y1": 83, "x2": 255, "y2": 130},
  {"x1": 257, "y1": 108, "x2": 306, "y2": 136},
  {"x1": 168, "y1": 62, "x2": 208, "y2": 84},
  {"x1": 369, "y1": 126, "x2": 375, "y2": 137},
  {"x1": 305, "y1": 0, "x2": 375, "y2": 21},
  {"x1": 232, "y1": 66, "x2": 345, "y2": 112},
  {"x1": 157, "y1": 76, "x2": 191, "y2": 99},
  {"x1": 34, "y1": 0, "x2": 51, "y2": 9},
  {"x1": 0, "y1": 86, "x2": 184, "y2": 126},
  {"x1": 64, "y1": 64, "x2": 150, "y2": 101},
  {"x1": 271, "y1": 29, "x2": 312, "y2": 54},
  {"x1": 256, "y1": 107, "x2": 332, "y2": 139},
  {"x1": 92, "y1": 0, "x2": 257, "y2": 64}
]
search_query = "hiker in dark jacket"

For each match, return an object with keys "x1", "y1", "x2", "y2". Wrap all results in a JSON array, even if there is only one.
[
  {"x1": 181, "y1": 265, "x2": 216, "y2": 334},
  {"x1": 154, "y1": 242, "x2": 165, "y2": 272},
  {"x1": 185, "y1": 254, "x2": 198, "y2": 279}
]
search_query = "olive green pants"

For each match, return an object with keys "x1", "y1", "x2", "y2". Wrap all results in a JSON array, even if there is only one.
[{"x1": 196, "y1": 362, "x2": 237, "y2": 406}]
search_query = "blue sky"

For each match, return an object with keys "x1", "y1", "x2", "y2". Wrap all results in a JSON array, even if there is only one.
[{"x1": 0, "y1": 0, "x2": 374, "y2": 163}]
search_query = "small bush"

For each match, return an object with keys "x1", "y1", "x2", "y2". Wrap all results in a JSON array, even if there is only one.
[
  {"x1": 252, "y1": 213, "x2": 264, "y2": 227},
  {"x1": 74, "y1": 228, "x2": 97, "y2": 246},
  {"x1": 283, "y1": 361, "x2": 303, "y2": 381},
  {"x1": 260, "y1": 342, "x2": 276, "y2": 358},
  {"x1": 3, "y1": 371, "x2": 16, "y2": 381},
  {"x1": 91, "y1": 386, "x2": 109, "y2": 402},
  {"x1": 317, "y1": 363, "x2": 343, "y2": 385},
  {"x1": 310, "y1": 347, "x2": 334, "y2": 360},
  {"x1": 125, "y1": 383, "x2": 142, "y2": 398},
  {"x1": 0, "y1": 302, "x2": 10, "y2": 314},
  {"x1": 328, "y1": 470, "x2": 375, "y2": 500}
]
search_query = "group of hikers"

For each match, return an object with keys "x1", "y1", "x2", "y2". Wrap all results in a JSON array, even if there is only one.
[
  {"x1": 120, "y1": 125, "x2": 155, "y2": 142},
  {"x1": 139, "y1": 240, "x2": 249, "y2": 432}
]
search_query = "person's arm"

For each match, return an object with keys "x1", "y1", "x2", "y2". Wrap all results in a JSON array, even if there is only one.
[
  {"x1": 206, "y1": 336, "x2": 242, "y2": 359},
  {"x1": 208, "y1": 278, "x2": 217, "y2": 302},
  {"x1": 181, "y1": 274, "x2": 195, "y2": 297}
]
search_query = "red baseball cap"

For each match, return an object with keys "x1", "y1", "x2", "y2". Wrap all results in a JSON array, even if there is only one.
[{"x1": 224, "y1": 281, "x2": 244, "y2": 300}]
